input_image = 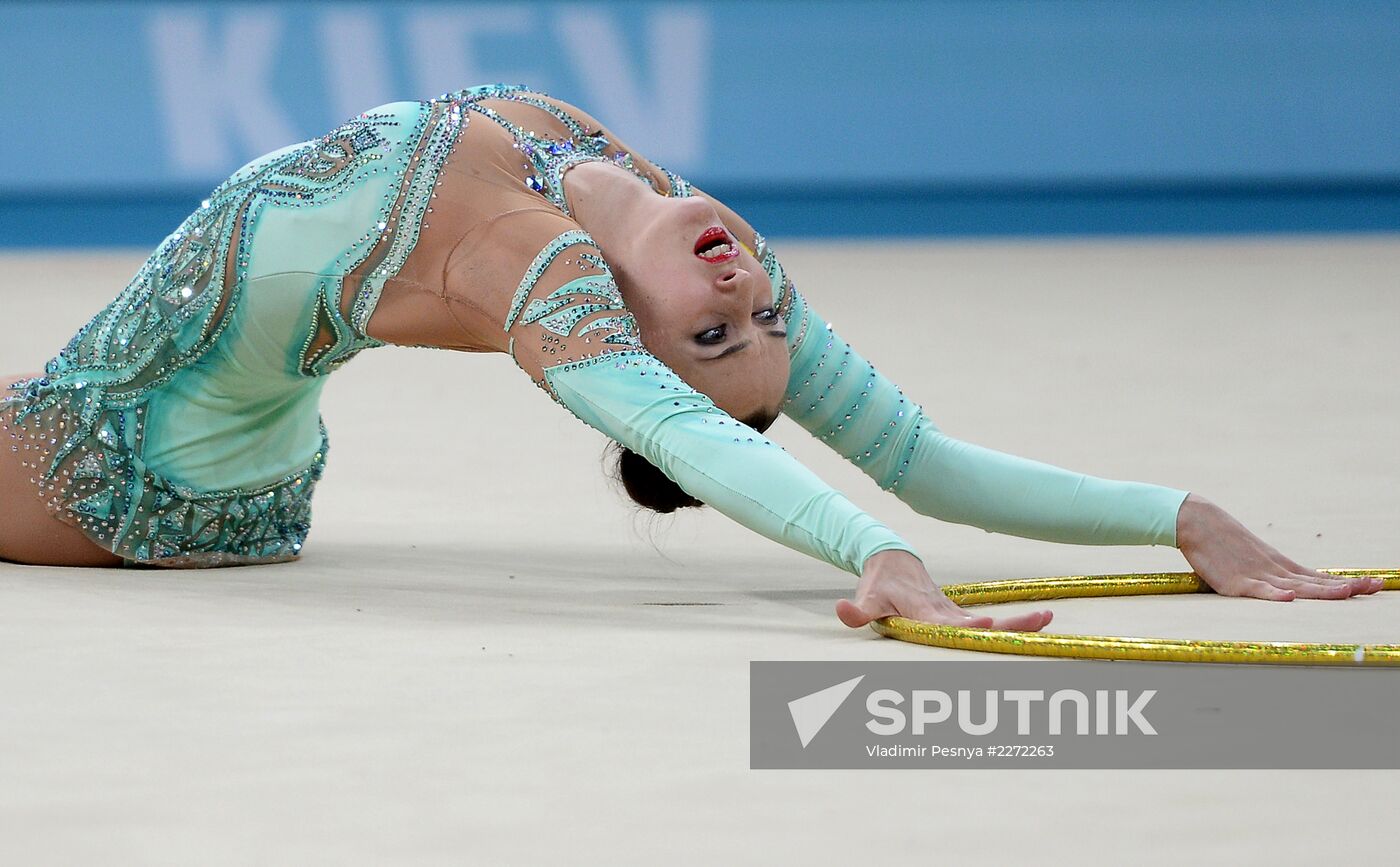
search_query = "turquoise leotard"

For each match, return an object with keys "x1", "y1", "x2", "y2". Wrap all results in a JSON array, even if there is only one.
[
  {"x1": 2, "y1": 95, "x2": 470, "y2": 564},
  {"x1": 1, "y1": 84, "x2": 1187, "y2": 570}
]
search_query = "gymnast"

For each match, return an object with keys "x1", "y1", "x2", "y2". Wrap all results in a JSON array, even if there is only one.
[{"x1": 0, "y1": 85, "x2": 1380, "y2": 631}]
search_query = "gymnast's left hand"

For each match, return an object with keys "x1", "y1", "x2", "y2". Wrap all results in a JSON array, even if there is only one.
[
  {"x1": 1176, "y1": 493, "x2": 1384, "y2": 601},
  {"x1": 837, "y1": 550, "x2": 1055, "y2": 631}
]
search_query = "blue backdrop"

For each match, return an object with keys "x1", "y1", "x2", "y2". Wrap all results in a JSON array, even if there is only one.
[{"x1": 2, "y1": 0, "x2": 1399, "y2": 244}]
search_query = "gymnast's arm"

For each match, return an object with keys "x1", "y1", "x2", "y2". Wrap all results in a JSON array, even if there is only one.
[
  {"x1": 684, "y1": 188, "x2": 1382, "y2": 606},
  {"x1": 498, "y1": 222, "x2": 922, "y2": 577},
  {"x1": 763, "y1": 249, "x2": 1191, "y2": 548}
]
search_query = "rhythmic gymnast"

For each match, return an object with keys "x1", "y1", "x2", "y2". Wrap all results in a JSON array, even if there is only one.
[{"x1": 0, "y1": 85, "x2": 1381, "y2": 631}]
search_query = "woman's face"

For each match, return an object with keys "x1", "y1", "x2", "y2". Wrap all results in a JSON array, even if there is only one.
[{"x1": 611, "y1": 195, "x2": 791, "y2": 424}]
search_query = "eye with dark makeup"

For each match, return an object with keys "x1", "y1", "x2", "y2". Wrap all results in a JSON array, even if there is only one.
[
  {"x1": 694, "y1": 308, "x2": 779, "y2": 345},
  {"x1": 695, "y1": 324, "x2": 726, "y2": 345}
]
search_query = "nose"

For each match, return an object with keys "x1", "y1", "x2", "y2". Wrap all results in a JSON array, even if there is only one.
[{"x1": 714, "y1": 267, "x2": 748, "y2": 292}]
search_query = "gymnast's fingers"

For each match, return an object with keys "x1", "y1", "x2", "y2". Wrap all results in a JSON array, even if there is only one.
[
  {"x1": 1235, "y1": 578, "x2": 1296, "y2": 602},
  {"x1": 1346, "y1": 575, "x2": 1383, "y2": 594},
  {"x1": 1280, "y1": 558, "x2": 1382, "y2": 592},
  {"x1": 978, "y1": 609, "x2": 1054, "y2": 633},
  {"x1": 1268, "y1": 574, "x2": 1354, "y2": 599},
  {"x1": 1333, "y1": 573, "x2": 1385, "y2": 594},
  {"x1": 925, "y1": 593, "x2": 1055, "y2": 632},
  {"x1": 1279, "y1": 570, "x2": 1353, "y2": 587},
  {"x1": 1286, "y1": 571, "x2": 1375, "y2": 595},
  {"x1": 1286, "y1": 569, "x2": 1381, "y2": 595},
  {"x1": 841, "y1": 587, "x2": 1053, "y2": 632},
  {"x1": 931, "y1": 602, "x2": 1052, "y2": 633},
  {"x1": 838, "y1": 587, "x2": 921, "y2": 627},
  {"x1": 835, "y1": 595, "x2": 885, "y2": 628},
  {"x1": 838, "y1": 593, "x2": 971, "y2": 628},
  {"x1": 900, "y1": 593, "x2": 991, "y2": 627}
]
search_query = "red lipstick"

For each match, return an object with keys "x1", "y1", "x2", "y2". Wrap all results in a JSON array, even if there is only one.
[{"x1": 693, "y1": 226, "x2": 739, "y2": 263}]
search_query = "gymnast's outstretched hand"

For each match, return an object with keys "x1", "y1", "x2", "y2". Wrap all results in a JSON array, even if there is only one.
[
  {"x1": 836, "y1": 549, "x2": 1055, "y2": 631},
  {"x1": 1176, "y1": 493, "x2": 1383, "y2": 601}
]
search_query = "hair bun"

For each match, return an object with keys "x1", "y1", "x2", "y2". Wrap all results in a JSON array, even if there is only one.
[
  {"x1": 604, "y1": 410, "x2": 778, "y2": 514},
  {"x1": 611, "y1": 444, "x2": 704, "y2": 513}
]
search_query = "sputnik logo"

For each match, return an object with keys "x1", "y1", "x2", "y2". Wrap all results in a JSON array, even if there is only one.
[{"x1": 787, "y1": 675, "x2": 865, "y2": 748}]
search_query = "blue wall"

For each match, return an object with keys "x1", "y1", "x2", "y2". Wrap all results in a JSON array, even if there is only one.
[{"x1": 2, "y1": 0, "x2": 1398, "y2": 244}]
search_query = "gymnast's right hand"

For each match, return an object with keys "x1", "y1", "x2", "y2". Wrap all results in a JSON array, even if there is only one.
[{"x1": 836, "y1": 549, "x2": 1055, "y2": 631}]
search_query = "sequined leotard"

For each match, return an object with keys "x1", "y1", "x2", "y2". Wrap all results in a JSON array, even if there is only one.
[{"x1": 1, "y1": 84, "x2": 1188, "y2": 569}]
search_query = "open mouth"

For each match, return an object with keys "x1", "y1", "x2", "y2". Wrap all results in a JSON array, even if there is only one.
[{"x1": 693, "y1": 226, "x2": 739, "y2": 263}]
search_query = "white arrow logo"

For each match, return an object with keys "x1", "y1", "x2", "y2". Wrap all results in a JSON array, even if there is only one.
[{"x1": 787, "y1": 675, "x2": 865, "y2": 748}]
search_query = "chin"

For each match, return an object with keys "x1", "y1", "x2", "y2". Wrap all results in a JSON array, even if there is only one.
[{"x1": 668, "y1": 194, "x2": 718, "y2": 226}]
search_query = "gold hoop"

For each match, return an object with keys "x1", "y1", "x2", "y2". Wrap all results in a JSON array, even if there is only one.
[{"x1": 870, "y1": 568, "x2": 1400, "y2": 666}]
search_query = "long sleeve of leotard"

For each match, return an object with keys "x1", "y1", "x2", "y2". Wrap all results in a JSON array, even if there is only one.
[
  {"x1": 501, "y1": 219, "x2": 918, "y2": 576},
  {"x1": 762, "y1": 246, "x2": 1191, "y2": 547}
]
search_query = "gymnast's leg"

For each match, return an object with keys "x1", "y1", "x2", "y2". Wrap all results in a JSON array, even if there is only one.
[{"x1": 0, "y1": 372, "x2": 123, "y2": 567}]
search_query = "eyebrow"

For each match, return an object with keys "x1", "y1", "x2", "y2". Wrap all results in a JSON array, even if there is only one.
[
  {"x1": 706, "y1": 340, "x2": 750, "y2": 361},
  {"x1": 703, "y1": 330, "x2": 787, "y2": 362}
]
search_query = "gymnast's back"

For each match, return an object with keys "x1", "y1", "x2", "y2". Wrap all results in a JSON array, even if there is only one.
[{"x1": 0, "y1": 85, "x2": 707, "y2": 567}]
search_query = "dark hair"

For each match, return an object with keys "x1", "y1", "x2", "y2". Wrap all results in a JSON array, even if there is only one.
[{"x1": 608, "y1": 410, "x2": 779, "y2": 513}]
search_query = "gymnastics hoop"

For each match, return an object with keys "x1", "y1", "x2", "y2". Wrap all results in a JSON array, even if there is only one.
[{"x1": 870, "y1": 568, "x2": 1400, "y2": 666}]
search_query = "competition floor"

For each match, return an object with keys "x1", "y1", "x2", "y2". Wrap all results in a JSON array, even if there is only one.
[{"x1": 2, "y1": 236, "x2": 1397, "y2": 863}]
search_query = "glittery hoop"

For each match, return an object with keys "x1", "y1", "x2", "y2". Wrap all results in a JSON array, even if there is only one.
[{"x1": 871, "y1": 568, "x2": 1400, "y2": 666}]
